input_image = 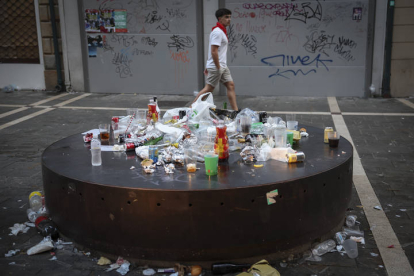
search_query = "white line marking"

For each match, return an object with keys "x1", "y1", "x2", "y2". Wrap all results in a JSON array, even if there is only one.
[
  {"x1": 0, "y1": 108, "x2": 55, "y2": 131},
  {"x1": 267, "y1": 111, "x2": 332, "y2": 115},
  {"x1": 329, "y1": 97, "x2": 414, "y2": 276},
  {"x1": 54, "y1": 93, "x2": 91, "y2": 107},
  {"x1": 59, "y1": 106, "x2": 127, "y2": 111},
  {"x1": 327, "y1": 97, "x2": 341, "y2": 113},
  {"x1": 397, "y1": 99, "x2": 414, "y2": 109},
  {"x1": 0, "y1": 107, "x2": 30, "y2": 119},
  {"x1": 342, "y1": 112, "x2": 414, "y2": 116},
  {"x1": 0, "y1": 104, "x2": 26, "y2": 108},
  {"x1": 29, "y1": 93, "x2": 69, "y2": 106}
]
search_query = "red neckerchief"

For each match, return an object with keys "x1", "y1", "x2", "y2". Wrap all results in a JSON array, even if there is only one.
[{"x1": 212, "y1": 22, "x2": 228, "y2": 39}]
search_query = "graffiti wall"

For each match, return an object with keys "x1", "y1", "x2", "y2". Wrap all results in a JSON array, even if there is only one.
[
  {"x1": 82, "y1": 0, "x2": 199, "y2": 94},
  {"x1": 225, "y1": 0, "x2": 370, "y2": 96}
]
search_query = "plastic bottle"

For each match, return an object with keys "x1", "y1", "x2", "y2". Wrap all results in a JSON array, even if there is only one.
[
  {"x1": 346, "y1": 215, "x2": 357, "y2": 227},
  {"x1": 29, "y1": 191, "x2": 43, "y2": 212},
  {"x1": 274, "y1": 122, "x2": 287, "y2": 148},
  {"x1": 35, "y1": 216, "x2": 59, "y2": 240},
  {"x1": 27, "y1": 208, "x2": 40, "y2": 223},
  {"x1": 312, "y1": 239, "x2": 336, "y2": 256},
  {"x1": 91, "y1": 135, "x2": 102, "y2": 166},
  {"x1": 214, "y1": 120, "x2": 229, "y2": 162},
  {"x1": 211, "y1": 263, "x2": 250, "y2": 275},
  {"x1": 335, "y1": 232, "x2": 347, "y2": 245}
]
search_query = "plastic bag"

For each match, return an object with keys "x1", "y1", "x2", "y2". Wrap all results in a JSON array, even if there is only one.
[
  {"x1": 237, "y1": 260, "x2": 280, "y2": 276},
  {"x1": 189, "y1": 92, "x2": 216, "y2": 121},
  {"x1": 163, "y1": 107, "x2": 191, "y2": 119},
  {"x1": 257, "y1": 143, "x2": 272, "y2": 161}
]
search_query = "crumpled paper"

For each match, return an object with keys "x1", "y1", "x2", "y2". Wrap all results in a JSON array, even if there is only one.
[{"x1": 9, "y1": 223, "x2": 30, "y2": 236}]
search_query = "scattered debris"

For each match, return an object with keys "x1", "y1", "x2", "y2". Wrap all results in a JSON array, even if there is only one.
[
  {"x1": 396, "y1": 215, "x2": 401, "y2": 217},
  {"x1": 97, "y1": 256, "x2": 112, "y2": 266},
  {"x1": 280, "y1": 262, "x2": 287, "y2": 268},
  {"x1": 379, "y1": 265, "x2": 384, "y2": 268},
  {"x1": 370, "y1": 253, "x2": 379, "y2": 257},
  {"x1": 27, "y1": 237, "x2": 54, "y2": 255},
  {"x1": 143, "y1": 268, "x2": 156, "y2": 275},
  {"x1": 387, "y1": 245, "x2": 395, "y2": 248},
  {"x1": 400, "y1": 209, "x2": 407, "y2": 212},
  {"x1": 5, "y1": 249, "x2": 20, "y2": 257},
  {"x1": 374, "y1": 206, "x2": 382, "y2": 210},
  {"x1": 130, "y1": 166, "x2": 135, "y2": 170},
  {"x1": 350, "y1": 236, "x2": 365, "y2": 245},
  {"x1": 49, "y1": 256, "x2": 57, "y2": 261},
  {"x1": 9, "y1": 223, "x2": 30, "y2": 236}
]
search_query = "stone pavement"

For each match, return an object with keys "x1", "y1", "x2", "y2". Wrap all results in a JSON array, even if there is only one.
[{"x1": 0, "y1": 91, "x2": 413, "y2": 276}]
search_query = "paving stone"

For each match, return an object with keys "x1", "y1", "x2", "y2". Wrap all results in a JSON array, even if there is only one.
[
  {"x1": 337, "y1": 97, "x2": 414, "y2": 113},
  {"x1": 0, "y1": 92, "x2": 413, "y2": 275}
]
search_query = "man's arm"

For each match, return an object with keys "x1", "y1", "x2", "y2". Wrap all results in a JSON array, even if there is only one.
[{"x1": 211, "y1": 45, "x2": 220, "y2": 69}]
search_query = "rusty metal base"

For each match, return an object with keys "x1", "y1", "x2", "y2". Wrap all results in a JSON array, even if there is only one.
[{"x1": 42, "y1": 126, "x2": 353, "y2": 264}]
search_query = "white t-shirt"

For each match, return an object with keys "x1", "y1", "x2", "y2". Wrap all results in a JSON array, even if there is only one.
[{"x1": 206, "y1": 28, "x2": 228, "y2": 69}]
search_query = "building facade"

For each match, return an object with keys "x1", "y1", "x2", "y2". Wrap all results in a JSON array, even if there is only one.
[{"x1": 0, "y1": 0, "x2": 412, "y2": 98}]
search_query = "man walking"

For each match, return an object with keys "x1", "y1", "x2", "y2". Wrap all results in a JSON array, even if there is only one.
[{"x1": 192, "y1": 8, "x2": 239, "y2": 111}]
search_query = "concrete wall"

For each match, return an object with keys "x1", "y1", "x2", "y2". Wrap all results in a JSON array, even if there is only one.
[{"x1": 390, "y1": 0, "x2": 414, "y2": 97}]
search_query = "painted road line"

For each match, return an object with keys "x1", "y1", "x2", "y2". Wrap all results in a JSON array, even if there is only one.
[
  {"x1": 29, "y1": 93, "x2": 69, "y2": 106},
  {"x1": 0, "y1": 107, "x2": 30, "y2": 119},
  {"x1": 0, "y1": 108, "x2": 55, "y2": 131},
  {"x1": 327, "y1": 97, "x2": 341, "y2": 113},
  {"x1": 54, "y1": 93, "x2": 91, "y2": 107},
  {"x1": 59, "y1": 106, "x2": 127, "y2": 111},
  {"x1": 0, "y1": 104, "x2": 26, "y2": 108},
  {"x1": 267, "y1": 111, "x2": 332, "y2": 115},
  {"x1": 342, "y1": 112, "x2": 414, "y2": 116},
  {"x1": 397, "y1": 99, "x2": 414, "y2": 109},
  {"x1": 329, "y1": 98, "x2": 414, "y2": 276}
]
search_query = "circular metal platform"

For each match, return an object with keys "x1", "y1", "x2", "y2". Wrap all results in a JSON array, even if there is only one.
[{"x1": 42, "y1": 126, "x2": 353, "y2": 264}]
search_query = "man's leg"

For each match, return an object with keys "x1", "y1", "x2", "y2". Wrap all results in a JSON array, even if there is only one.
[
  {"x1": 192, "y1": 84, "x2": 215, "y2": 105},
  {"x1": 224, "y1": 81, "x2": 238, "y2": 111}
]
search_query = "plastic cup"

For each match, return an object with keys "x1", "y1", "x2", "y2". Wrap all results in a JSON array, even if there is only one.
[
  {"x1": 286, "y1": 113, "x2": 296, "y2": 122},
  {"x1": 136, "y1": 110, "x2": 147, "y2": 125},
  {"x1": 287, "y1": 120, "x2": 298, "y2": 131},
  {"x1": 287, "y1": 132, "x2": 294, "y2": 146},
  {"x1": 342, "y1": 239, "x2": 358, "y2": 258},
  {"x1": 204, "y1": 153, "x2": 218, "y2": 176},
  {"x1": 239, "y1": 115, "x2": 252, "y2": 135},
  {"x1": 328, "y1": 131, "x2": 340, "y2": 148},
  {"x1": 184, "y1": 148, "x2": 196, "y2": 172},
  {"x1": 99, "y1": 123, "x2": 110, "y2": 141}
]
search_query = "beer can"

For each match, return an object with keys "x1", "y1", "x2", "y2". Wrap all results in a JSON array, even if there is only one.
[
  {"x1": 259, "y1": 112, "x2": 268, "y2": 123},
  {"x1": 287, "y1": 152, "x2": 305, "y2": 163},
  {"x1": 324, "y1": 127, "x2": 334, "y2": 143}
]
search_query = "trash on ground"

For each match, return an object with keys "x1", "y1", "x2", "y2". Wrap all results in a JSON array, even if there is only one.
[
  {"x1": 9, "y1": 223, "x2": 30, "y2": 236},
  {"x1": 374, "y1": 206, "x2": 382, "y2": 210},
  {"x1": 116, "y1": 261, "x2": 130, "y2": 276},
  {"x1": 49, "y1": 256, "x2": 57, "y2": 261},
  {"x1": 97, "y1": 256, "x2": 112, "y2": 265},
  {"x1": 143, "y1": 268, "x2": 156, "y2": 275},
  {"x1": 350, "y1": 236, "x2": 365, "y2": 244},
  {"x1": 312, "y1": 239, "x2": 336, "y2": 257},
  {"x1": 400, "y1": 209, "x2": 407, "y2": 211},
  {"x1": 190, "y1": 265, "x2": 202, "y2": 276},
  {"x1": 27, "y1": 236, "x2": 54, "y2": 256},
  {"x1": 5, "y1": 249, "x2": 20, "y2": 257},
  {"x1": 370, "y1": 252, "x2": 379, "y2": 257},
  {"x1": 387, "y1": 245, "x2": 395, "y2": 248}
]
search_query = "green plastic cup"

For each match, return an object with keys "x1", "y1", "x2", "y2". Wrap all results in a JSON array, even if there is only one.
[
  {"x1": 204, "y1": 154, "x2": 218, "y2": 176},
  {"x1": 287, "y1": 132, "x2": 294, "y2": 146}
]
